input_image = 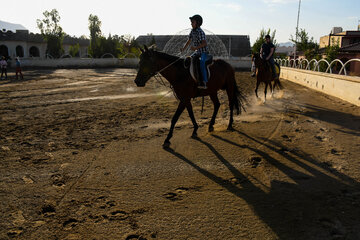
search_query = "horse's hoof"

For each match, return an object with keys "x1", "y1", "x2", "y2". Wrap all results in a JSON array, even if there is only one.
[
  {"x1": 162, "y1": 141, "x2": 171, "y2": 148},
  {"x1": 191, "y1": 134, "x2": 199, "y2": 139},
  {"x1": 208, "y1": 126, "x2": 214, "y2": 132},
  {"x1": 227, "y1": 126, "x2": 234, "y2": 131}
]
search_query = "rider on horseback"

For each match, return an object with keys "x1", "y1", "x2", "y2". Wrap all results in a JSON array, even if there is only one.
[
  {"x1": 181, "y1": 14, "x2": 210, "y2": 89},
  {"x1": 260, "y1": 35, "x2": 278, "y2": 80}
]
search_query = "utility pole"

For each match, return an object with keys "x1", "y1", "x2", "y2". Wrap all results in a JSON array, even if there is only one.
[{"x1": 294, "y1": 0, "x2": 301, "y2": 61}]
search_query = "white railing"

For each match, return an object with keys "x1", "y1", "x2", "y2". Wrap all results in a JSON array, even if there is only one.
[{"x1": 275, "y1": 57, "x2": 360, "y2": 76}]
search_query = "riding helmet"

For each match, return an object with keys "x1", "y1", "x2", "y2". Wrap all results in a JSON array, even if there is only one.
[{"x1": 189, "y1": 14, "x2": 203, "y2": 27}]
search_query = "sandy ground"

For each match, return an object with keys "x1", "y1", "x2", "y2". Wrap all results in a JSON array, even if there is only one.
[{"x1": 0, "y1": 68, "x2": 360, "y2": 240}]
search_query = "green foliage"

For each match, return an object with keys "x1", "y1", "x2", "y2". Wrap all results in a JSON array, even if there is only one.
[
  {"x1": 88, "y1": 14, "x2": 102, "y2": 57},
  {"x1": 37, "y1": 9, "x2": 64, "y2": 58},
  {"x1": 290, "y1": 28, "x2": 320, "y2": 59},
  {"x1": 252, "y1": 28, "x2": 277, "y2": 54},
  {"x1": 69, "y1": 43, "x2": 80, "y2": 57},
  {"x1": 325, "y1": 38, "x2": 340, "y2": 63},
  {"x1": 87, "y1": 15, "x2": 140, "y2": 58}
]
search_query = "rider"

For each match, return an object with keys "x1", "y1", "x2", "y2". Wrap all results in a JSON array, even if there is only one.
[
  {"x1": 260, "y1": 34, "x2": 278, "y2": 79},
  {"x1": 181, "y1": 14, "x2": 210, "y2": 89}
]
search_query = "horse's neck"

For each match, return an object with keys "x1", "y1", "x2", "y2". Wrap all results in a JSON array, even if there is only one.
[{"x1": 155, "y1": 53, "x2": 180, "y2": 84}]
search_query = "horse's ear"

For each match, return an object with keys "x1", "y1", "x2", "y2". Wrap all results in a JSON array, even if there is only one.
[
  {"x1": 144, "y1": 45, "x2": 148, "y2": 51},
  {"x1": 149, "y1": 44, "x2": 157, "y2": 50}
]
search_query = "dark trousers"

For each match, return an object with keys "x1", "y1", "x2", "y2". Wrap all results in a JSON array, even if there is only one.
[
  {"x1": 268, "y1": 57, "x2": 277, "y2": 78},
  {"x1": 1, "y1": 68, "x2": 7, "y2": 79}
]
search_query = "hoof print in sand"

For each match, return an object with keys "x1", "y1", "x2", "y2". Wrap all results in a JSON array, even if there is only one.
[
  {"x1": 109, "y1": 210, "x2": 128, "y2": 221},
  {"x1": 51, "y1": 174, "x2": 66, "y2": 188},
  {"x1": 63, "y1": 218, "x2": 78, "y2": 229},
  {"x1": 250, "y1": 156, "x2": 262, "y2": 168},
  {"x1": 164, "y1": 187, "x2": 189, "y2": 201},
  {"x1": 125, "y1": 234, "x2": 147, "y2": 240},
  {"x1": 40, "y1": 204, "x2": 56, "y2": 217}
]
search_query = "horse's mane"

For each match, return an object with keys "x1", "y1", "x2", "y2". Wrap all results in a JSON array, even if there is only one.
[{"x1": 154, "y1": 50, "x2": 181, "y2": 62}]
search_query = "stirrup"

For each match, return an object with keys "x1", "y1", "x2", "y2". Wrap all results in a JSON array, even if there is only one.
[{"x1": 198, "y1": 82, "x2": 207, "y2": 89}]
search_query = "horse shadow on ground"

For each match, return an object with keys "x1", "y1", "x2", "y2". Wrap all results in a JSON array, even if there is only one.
[
  {"x1": 164, "y1": 131, "x2": 360, "y2": 240},
  {"x1": 285, "y1": 102, "x2": 360, "y2": 136}
]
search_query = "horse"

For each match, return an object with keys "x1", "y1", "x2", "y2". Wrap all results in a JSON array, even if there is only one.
[
  {"x1": 134, "y1": 45, "x2": 246, "y2": 148},
  {"x1": 252, "y1": 53, "x2": 283, "y2": 102}
]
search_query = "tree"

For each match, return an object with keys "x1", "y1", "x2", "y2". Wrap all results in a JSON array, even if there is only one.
[
  {"x1": 290, "y1": 28, "x2": 319, "y2": 59},
  {"x1": 37, "y1": 9, "x2": 64, "y2": 58},
  {"x1": 325, "y1": 38, "x2": 340, "y2": 63},
  {"x1": 88, "y1": 14, "x2": 102, "y2": 57},
  {"x1": 69, "y1": 43, "x2": 80, "y2": 57},
  {"x1": 252, "y1": 28, "x2": 277, "y2": 54}
]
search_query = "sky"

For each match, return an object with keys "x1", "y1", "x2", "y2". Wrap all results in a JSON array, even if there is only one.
[{"x1": 1, "y1": 0, "x2": 359, "y2": 45}]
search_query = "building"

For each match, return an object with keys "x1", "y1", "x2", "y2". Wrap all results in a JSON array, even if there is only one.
[
  {"x1": 0, "y1": 21, "x2": 89, "y2": 59},
  {"x1": 337, "y1": 42, "x2": 360, "y2": 75},
  {"x1": 135, "y1": 34, "x2": 251, "y2": 57},
  {"x1": 319, "y1": 26, "x2": 360, "y2": 75},
  {"x1": 319, "y1": 27, "x2": 360, "y2": 48}
]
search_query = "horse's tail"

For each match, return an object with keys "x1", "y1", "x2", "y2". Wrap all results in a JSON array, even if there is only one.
[
  {"x1": 233, "y1": 75, "x2": 247, "y2": 115},
  {"x1": 274, "y1": 62, "x2": 284, "y2": 90},
  {"x1": 275, "y1": 78, "x2": 284, "y2": 90}
]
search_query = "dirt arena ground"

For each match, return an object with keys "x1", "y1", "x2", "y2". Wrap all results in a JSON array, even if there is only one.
[{"x1": 0, "y1": 68, "x2": 360, "y2": 240}]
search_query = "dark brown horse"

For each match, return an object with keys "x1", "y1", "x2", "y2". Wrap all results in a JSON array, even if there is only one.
[
  {"x1": 134, "y1": 46, "x2": 246, "y2": 147},
  {"x1": 252, "y1": 53, "x2": 283, "y2": 102}
]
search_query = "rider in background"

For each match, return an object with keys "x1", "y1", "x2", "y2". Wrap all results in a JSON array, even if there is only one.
[
  {"x1": 260, "y1": 35, "x2": 278, "y2": 79},
  {"x1": 181, "y1": 14, "x2": 210, "y2": 89}
]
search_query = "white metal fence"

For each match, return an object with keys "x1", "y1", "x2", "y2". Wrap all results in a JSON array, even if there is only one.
[{"x1": 275, "y1": 58, "x2": 360, "y2": 76}]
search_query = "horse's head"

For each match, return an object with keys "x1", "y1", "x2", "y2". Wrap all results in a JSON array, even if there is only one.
[
  {"x1": 252, "y1": 53, "x2": 262, "y2": 67},
  {"x1": 134, "y1": 45, "x2": 158, "y2": 87}
]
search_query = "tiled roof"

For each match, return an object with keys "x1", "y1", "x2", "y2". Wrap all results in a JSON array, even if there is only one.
[{"x1": 339, "y1": 42, "x2": 360, "y2": 52}]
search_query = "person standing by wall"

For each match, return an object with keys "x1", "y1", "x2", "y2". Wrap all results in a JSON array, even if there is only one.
[
  {"x1": 0, "y1": 56, "x2": 8, "y2": 80},
  {"x1": 15, "y1": 57, "x2": 24, "y2": 80}
]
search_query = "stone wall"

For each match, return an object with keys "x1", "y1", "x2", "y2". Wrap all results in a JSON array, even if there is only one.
[{"x1": 280, "y1": 67, "x2": 360, "y2": 106}]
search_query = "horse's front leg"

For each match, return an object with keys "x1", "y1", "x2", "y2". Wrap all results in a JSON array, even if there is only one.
[
  {"x1": 264, "y1": 82, "x2": 268, "y2": 103},
  {"x1": 209, "y1": 94, "x2": 220, "y2": 132},
  {"x1": 270, "y1": 81, "x2": 274, "y2": 98},
  {"x1": 185, "y1": 101, "x2": 199, "y2": 137},
  {"x1": 163, "y1": 101, "x2": 186, "y2": 148}
]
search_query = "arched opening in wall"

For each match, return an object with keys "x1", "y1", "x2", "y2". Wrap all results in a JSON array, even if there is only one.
[
  {"x1": 0, "y1": 45, "x2": 9, "y2": 58},
  {"x1": 29, "y1": 46, "x2": 40, "y2": 57},
  {"x1": 16, "y1": 45, "x2": 24, "y2": 57}
]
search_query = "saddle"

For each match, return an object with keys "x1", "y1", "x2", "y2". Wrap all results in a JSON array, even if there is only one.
[
  {"x1": 264, "y1": 60, "x2": 280, "y2": 77},
  {"x1": 184, "y1": 55, "x2": 213, "y2": 85}
]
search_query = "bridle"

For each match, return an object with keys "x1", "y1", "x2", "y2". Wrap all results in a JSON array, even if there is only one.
[{"x1": 144, "y1": 51, "x2": 189, "y2": 99}]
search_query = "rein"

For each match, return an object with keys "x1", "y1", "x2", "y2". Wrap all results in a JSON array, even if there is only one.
[{"x1": 152, "y1": 52, "x2": 188, "y2": 100}]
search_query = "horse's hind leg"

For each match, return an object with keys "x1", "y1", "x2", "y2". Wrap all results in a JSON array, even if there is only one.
[
  {"x1": 186, "y1": 102, "x2": 199, "y2": 137},
  {"x1": 209, "y1": 94, "x2": 220, "y2": 132},
  {"x1": 264, "y1": 82, "x2": 268, "y2": 103},
  {"x1": 226, "y1": 88, "x2": 235, "y2": 131},
  {"x1": 163, "y1": 101, "x2": 186, "y2": 148},
  {"x1": 255, "y1": 80, "x2": 260, "y2": 99}
]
